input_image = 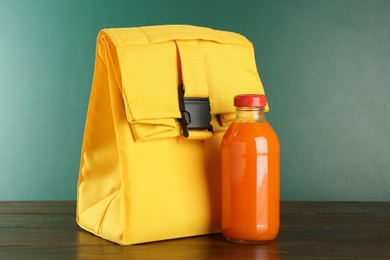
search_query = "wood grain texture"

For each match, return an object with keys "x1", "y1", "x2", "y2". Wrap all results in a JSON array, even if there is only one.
[{"x1": 0, "y1": 201, "x2": 389, "y2": 259}]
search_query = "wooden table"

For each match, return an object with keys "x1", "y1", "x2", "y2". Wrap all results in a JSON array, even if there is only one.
[{"x1": 0, "y1": 201, "x2": 389, "y2": 259}]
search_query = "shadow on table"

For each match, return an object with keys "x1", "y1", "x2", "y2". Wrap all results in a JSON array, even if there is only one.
[{"x1": 76, "y1": 231, "x2": 280, "y2": 259}]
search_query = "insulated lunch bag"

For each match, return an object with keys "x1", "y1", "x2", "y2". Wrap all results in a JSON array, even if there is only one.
[{"x1": 76, "y1": 25, "x2": 268, "y2": 245}]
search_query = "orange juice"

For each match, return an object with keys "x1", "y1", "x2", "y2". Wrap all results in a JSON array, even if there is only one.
[{"x1": 221, "y1": 94, "x2": 280, "y2": 243}]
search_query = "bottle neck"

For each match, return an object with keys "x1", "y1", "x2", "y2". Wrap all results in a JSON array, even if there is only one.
[{"x1": 235, "y1": 107, "x2": 266, "y2": 123}]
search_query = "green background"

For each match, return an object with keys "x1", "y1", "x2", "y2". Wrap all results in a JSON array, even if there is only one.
[{"x1": 1, "y1": 0, "x2": 389, "y2": 201}]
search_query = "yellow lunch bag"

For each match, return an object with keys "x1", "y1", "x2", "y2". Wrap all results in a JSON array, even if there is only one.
[{"x1": 76, "y1": 24, "x2": 268, "y2": 245}]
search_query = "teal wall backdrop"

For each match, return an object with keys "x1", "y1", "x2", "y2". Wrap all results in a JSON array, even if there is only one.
[{"x1": 1, "y1": 0, "x2": 389, "y2": 200}]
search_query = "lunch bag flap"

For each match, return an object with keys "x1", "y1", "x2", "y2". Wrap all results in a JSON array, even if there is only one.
[{"x1": 100, "y1": 25, "x2": 267, "y2": 141}]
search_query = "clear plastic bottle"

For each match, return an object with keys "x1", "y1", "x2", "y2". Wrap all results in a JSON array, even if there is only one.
[{"x1": 221, "y1": 94, "x2": 280, "y2": 243}]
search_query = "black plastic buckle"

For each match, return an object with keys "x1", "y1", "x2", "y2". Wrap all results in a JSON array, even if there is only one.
[{"x1": 178, "y1": 85, "x2": 213, "y2": 138}]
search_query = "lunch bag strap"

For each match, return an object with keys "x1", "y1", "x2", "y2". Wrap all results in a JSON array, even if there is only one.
[{"x1": 176, "y1": 40, "x2": 213, "y2": 140}]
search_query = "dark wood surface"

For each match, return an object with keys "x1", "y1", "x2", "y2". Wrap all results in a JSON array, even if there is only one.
[{"x1": 0, "y1": 201, "x2": 389, "y2": 259}]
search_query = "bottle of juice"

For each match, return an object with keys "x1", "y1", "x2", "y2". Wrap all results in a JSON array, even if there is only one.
[{"x1": 221, "y1": 94, "x2": 280, "y2": 243}]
